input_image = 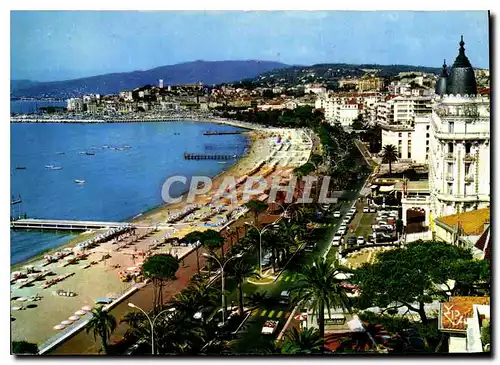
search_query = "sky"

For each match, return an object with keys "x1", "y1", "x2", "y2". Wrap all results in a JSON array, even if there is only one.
[{"x1": 10, "y1": 11, "x2": 490, "y2": 82}]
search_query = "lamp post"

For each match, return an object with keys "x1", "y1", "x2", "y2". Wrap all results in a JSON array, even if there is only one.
[
  {"x1": 202, "y1": 252, "x2": 243, "y2": 326},
  {"x1": 244, "y1": 222, "x2": 278, "y2": 276},
  {"x1": 127, "y1": 303, "x2": 176, "y2": 355}
]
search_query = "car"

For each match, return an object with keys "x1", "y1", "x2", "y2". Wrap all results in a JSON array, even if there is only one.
[
  {"x1": 338, "y1": 228, "x2": 346, "y2": 236},
  {"x1": 349, "y1": 208, "x2": 357, "y2": 214},
  {"x1": 279, "y1": 291, "x2": 290, "y2": 304},
  {"x1": 369, "y1": 207, "x2": 377, "y2": 213},
  {"x1": 332, "y1": 237, "x2": 341, "y2": 246},
  {"x1": 305, "y1": 242, "x2": 316, "y2": 252},
  {"x1": 262, "y1": 320, "x2": 280, "y2": 335},
  {"x1": 342, "y1": 218, "x2": 350, "y2": 225},
  {"x1": 357, "y1": 236, "x2": 365, "y2": 245},
  {"x1": 345, "y1": 213, "x2": 354, "y2": 221},
  {"x1": 380, "y1": 224, "x2": 395, "y2": 231},
  {"x1": 363, "y1": 207, "x2": 370, "y2": 213},
  {"x1": 347, "y1": 235, "x2": 357, "y2": 245},
  {"x1": 333, "y1": 211, "x2": 341, "y2": 218}
]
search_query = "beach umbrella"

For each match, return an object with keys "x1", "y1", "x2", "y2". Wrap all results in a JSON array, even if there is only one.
[
  {"x1": 75, "y1": 310, "x2": 87, "y2": 316},
  {"x1": 294, "y1": 314, "x2": 307, "y2": 321},
  {"x1": 82, "y1": 305, "x2": 93, "y2": 311},
  {"x1": 53, "y1": 324, "x2": 66, "y2": 330},
  {"x1": 61, "y1": 320, "x2": 73, "y2": 325},
  {"x1": 69, "y1": 315, "x2": 80, "y2": 321}
]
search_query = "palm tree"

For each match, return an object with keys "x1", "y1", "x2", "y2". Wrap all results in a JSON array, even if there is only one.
[
  {"x1": 227, "y1": 259, "x2": 260, "y2": 315},
  {"x1": 281, "y1": 327, "x2": 323, "y2": 354},
  {"x1": 142, "y1": 254, "x2": 179, "y2": 312},
  {"x1": 290, "y1": 257, "x2": 351, "y2": 350},
  {"x1": 183, "y1": 231, "x2": 204, "y2": 276},
  {"x1": 86, "y1": 306, "x2": 117, "y2": 354},
  {"x1": 245, "y1": 199, "x2": 268, "y2": 226},
  {"x1": 381, "y1": 144, "x2": 398, "y2": 176}
]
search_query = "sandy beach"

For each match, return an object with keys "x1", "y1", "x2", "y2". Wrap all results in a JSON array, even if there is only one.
[{"x1": 10, "y1": 127, "x2": 313, "y2": 346}]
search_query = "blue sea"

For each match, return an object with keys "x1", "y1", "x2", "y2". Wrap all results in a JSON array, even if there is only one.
[{"x1": 10, "y1": 116, "x2": 249, "y2": 264}]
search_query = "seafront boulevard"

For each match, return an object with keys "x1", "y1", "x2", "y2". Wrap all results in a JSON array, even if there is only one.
[{"x1": 10, "y1": 125, "x2": 313, "y2": 353}]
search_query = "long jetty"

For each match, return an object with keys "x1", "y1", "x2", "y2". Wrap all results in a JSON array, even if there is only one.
[
  {"x1": 10, "y1": 219, "x2": 125, "y2": 231},
  {"x1": 203, "y1": 131, "x2": 243, "y2": 136},
  {"x1": 184, "y1": 153, "x2": 237, "y2": 160}
]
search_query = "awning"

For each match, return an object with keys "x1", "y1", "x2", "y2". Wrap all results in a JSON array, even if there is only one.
[{"x1": 379, "y1": 185, "x2": 395, "y2": 193}]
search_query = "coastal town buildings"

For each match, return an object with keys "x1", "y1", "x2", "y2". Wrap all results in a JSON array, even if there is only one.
[{"x1": 66, "y1": 97, "x2": 84, "y2": 112}]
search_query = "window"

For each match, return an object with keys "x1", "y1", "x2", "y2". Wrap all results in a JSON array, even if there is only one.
[
  {"x1": 448, "y1": 122, "x2": 454, "y2": 133},
  {"x1": 426, "y1": 133, "x2": 430, "y2": 138},
  {"x1": 398, "y1": 133, "x2": 402, "y2": 137},
  {"x1": 398, "y1": 153, "x2": 402, "y2": 158},
  {"x1": 399, "y1": 140, "x2": 402, "y2": 145},
  {"x1": 465, "y1": 163, "x2": 471, "y2": 175},
  {"x1": 448, "y1": 143, "x2": 454, "y2": 153},
  {"x1": 465, "y1": 142, "x2": 472, "y2": 154},
  {"x1": 447, "y1": 163, "x2": 453, "y2": 174},
  {"x1": 426, "y1": 125, "x2": 430, "y2": 130},
  {"x1": 426, "y1": 140, "x2": 429, "y2": 146},
  {"x1": 447, "y1": 183, "x2": 453, "y2": 195},
  {"x1": 426, "y1": 147, "x2": 430, "y2": 152}
]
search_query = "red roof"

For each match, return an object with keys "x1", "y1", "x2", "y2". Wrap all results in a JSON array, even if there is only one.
[
  {"x1": 474, "y1": 225, "x2": 491, "y2": 260},
  {"x1": 439, "y1": 296, "x2": 490, "y2": 332}
]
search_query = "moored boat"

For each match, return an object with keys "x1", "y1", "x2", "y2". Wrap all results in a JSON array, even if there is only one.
[{"x1": 74, "y1": 179, "x2": 85, "y2": 184}]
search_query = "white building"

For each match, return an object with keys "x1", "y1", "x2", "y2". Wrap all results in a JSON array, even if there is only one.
[
  {"x1": 159, "y1": 79, "x2": 164, "y2": 89},
  {"x1": 428, "y1": 37, "x2": 490, "y2": 218},
  {"x1": 67, "y1": 98, "x2": 84, "y2": 112}
]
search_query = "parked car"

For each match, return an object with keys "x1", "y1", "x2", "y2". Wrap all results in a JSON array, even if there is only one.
[
  {"x1": 305, "y1": 242, "x2": 316, "y2": 252},
  {"x1": 332, "y1": 237, "x2": 341, "y2": 246},
  {"x1": 279, "y1": 291, "x2": 290, "y2": 305},
  {"x1": 357, "y1": 236, "x2": 365, "y2": 245},
  {"x1": 349, "y1": 208, "x2": 357, "y2": 214},
  {"x1": 333, "y1": 211, "x2": 341, "y2": 218},
  {"x1": 370, "y1": 207, "x2": 377, "y2": 213},
  {"x1": 342, "y1": 218, "x2": 350, "y2": 225},
  {"x1": 347, "y1": 235, "x2": 357, "y2": 245},
  {"x1": 363, "y1": 207, "x2": 370, "y2": 213},
  {"x1": 338, "y1": 227, "x2": 347, "y2": 236}
]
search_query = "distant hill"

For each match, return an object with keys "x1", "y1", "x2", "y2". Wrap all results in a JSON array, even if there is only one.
[
  {"x1": 243, "y1": 63, "x2": 443, "y2": 87},
  {"x1": 11, "y1": 60, "x2": 289, "y2": 98}
]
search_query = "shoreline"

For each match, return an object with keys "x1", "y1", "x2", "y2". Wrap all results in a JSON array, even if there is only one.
[{"x1": 11, "y1": 129, "x2": 253, "y2": 271}]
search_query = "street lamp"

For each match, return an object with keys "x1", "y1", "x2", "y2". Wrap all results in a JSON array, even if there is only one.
[
  {"x1": 202, "y1": 252, "x2": 243, "y2": 326},
  {"x1": 244, "y1": 222, "x2": 278, "y2": 276},
  {"x1": 127, "y1": 303, "x2": 176, "y2": 355}
]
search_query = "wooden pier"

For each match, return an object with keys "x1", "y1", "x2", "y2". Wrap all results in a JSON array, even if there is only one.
[
  {"x1": 203, "y1": 131, "x2": 243, "y2": 136},
  {"x1": 10, "y1": 219, "x2": 126, "y2": 231},
  {"x1": 184, "y1": 153, "x2": 238, "y2": 160}
]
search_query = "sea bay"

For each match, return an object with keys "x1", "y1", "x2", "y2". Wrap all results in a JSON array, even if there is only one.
[{"x1": 10, "y1": 121, "x2": 249, "y2": 264}]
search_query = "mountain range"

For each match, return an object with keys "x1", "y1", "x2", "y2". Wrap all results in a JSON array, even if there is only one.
[{"x1": 11, "y1": 60, "x2": 289, "y2": 99}]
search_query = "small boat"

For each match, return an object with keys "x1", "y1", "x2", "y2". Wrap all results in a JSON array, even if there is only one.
[
  {"x1": 45, "y1": 165, "x2": 55, "y2": 169},
  {"x1": 15, "y1": 166, "x2": 26, "y2": 170},
  {"x1": 217, "y1": 161, "x2": 228, "y2": 164},
  {"x1": 50, "y1": 166, "x2": 62, "y2": 170},
  {"x1": 74, "y1": 180, "x2": 85, "y2": 184},
  {"x1": 85, "y1": 152, "x2": 95, "y2": 156},
  {"x1": 102, "y1": 145, "x2": 109, "y2": 148},
  {"x1": 56, "y1": 152, "x2": 65, "y2": 155},
  {"x1": 123, "y1": 145, "x2": 132, "y2": 149},
  {"x1": 79, "y1": 151, "x2": 86, "y2": 154}
]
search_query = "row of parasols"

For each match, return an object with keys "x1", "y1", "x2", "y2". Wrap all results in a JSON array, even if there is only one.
[{"x1": 52, "y1": 305, "x2": 93, "y2": 331}]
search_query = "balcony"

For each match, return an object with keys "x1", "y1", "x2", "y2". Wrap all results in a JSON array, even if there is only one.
[
  {"x1": 464, "y1": 175, "x2": 475, "y2": 184},
  {"x1": 444, "y1": 152, "x2": 455, "y2": 161},
  {"x1": 463, "y1": 153, "x2": 476, "y2": 162},
  {"x1": 445, "y1": 174, "x2": 454, "y2": 182}
]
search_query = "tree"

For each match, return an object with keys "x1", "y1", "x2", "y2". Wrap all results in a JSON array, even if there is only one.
[
  {"x1": 381, "y1": 144, "x2": 398, "y2": 176},
  {"x1": 245, "y1": 199, "x2": 268, "y2": 226},
  {"x1": 142, "y1": 254, "x2": 179, "y2": 312},
  {"x1": 183, "y1": 231, "x2": 204, "y2": 276},
  {"x1": 201, "y1": 229, "x2": 225, "y2": 260},
  {"x1": 310, "y1": 153, "x2": 323, "y2": 171},
  {"x1": 290, "y1": 257, "x2": 351, "y2": 349},
  {"x1": 281, "y1": 327, "x2": 323, "y2": 354},
  {"x1": 86, "y1": 306, "x2": 117, "y2": 354},
  {"x1": 227, "y1": 259, "x2": 260, "y2": 315},
  {"x1": 351, "y1": 115, "x2": 366, "y2": 130},
  {"x1": 12, "y1": 341, "x2": 38, "y2": 355},
  {"x1": 352, "y1": 241, "x2": 490, "y2": 325}
]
